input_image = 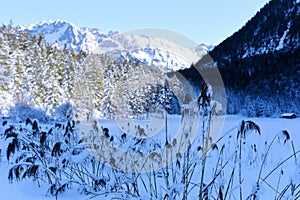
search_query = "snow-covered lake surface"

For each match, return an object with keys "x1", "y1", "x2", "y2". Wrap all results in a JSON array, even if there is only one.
[{"x1": 0, "y1": 115, "x2": 299, "y2": 199}]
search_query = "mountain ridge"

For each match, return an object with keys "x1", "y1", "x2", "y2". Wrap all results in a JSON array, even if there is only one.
[{"x1": 20, "y1": 20, "x2": 214, "y2": 71}]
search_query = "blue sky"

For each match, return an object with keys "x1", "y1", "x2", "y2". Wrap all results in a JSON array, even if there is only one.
[{"x1": 0, "y1": 0, "x2": 270, "y2": 44}]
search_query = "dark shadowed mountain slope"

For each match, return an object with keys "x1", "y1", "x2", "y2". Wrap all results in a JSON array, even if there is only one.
[
  {"x1": 180, "y1": 0, "x2": 300, "y2": 117},
  {"x1": 212, "y1": 0, "x2": 299, "y2": 60}
]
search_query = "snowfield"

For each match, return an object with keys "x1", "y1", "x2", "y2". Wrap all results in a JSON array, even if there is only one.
[{"x1": 0, "y1": 115, "x2": 299, "y2": 199}]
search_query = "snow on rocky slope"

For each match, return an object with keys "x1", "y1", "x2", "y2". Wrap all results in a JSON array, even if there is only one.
[{"x1": 20, "y1": 20, "x2": 214, "y2": 71}]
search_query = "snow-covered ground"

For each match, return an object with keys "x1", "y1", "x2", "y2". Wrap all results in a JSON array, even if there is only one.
[{"x1": 0, "y1": 115, "x2": 299, "y2": 199}]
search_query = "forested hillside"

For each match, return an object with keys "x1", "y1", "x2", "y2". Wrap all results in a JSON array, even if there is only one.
[
  {"x1": 0, "y1": 25, "x2": 180, "y2": 119},
  {"x1": 180, "y1": 0, "x2": 300, "y2": 117}
]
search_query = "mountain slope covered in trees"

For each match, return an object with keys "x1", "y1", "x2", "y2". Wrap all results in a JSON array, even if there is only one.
[{"x1": 180, "y1": 0, "x2": 300, "y2": 117}]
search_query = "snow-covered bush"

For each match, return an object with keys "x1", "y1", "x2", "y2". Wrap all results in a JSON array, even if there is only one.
[
  {"x1": 52, "y1": 102, "x2": 74, "y2": 121},
  {"x1": 4, "y1": 119, "x2": 77, "y2": 195},
  {"x1": 8, "y1": 102, "x2": 50, "y2": 122}
]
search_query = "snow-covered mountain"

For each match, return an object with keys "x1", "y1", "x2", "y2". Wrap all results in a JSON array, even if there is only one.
[
  {"x1": 208, "y1": 0, "x2": 299, "y2": 61},
  {"x1": 180, "y1": 0, "x2": 300, "y2": 116},
  {"x1": 20, "y1": 20, "x2": 108, "y2": 53},
  {"x1": 20, "y1": 20, "x2": 214, "y2": 71}
]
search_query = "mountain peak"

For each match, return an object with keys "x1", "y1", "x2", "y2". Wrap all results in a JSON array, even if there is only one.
[
  {"x1": 20, "y1": 20, "x2": 213, "y2": 71},
  {"x1": 20, "y1": 19, "x2": 77, "y2": 31}
]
